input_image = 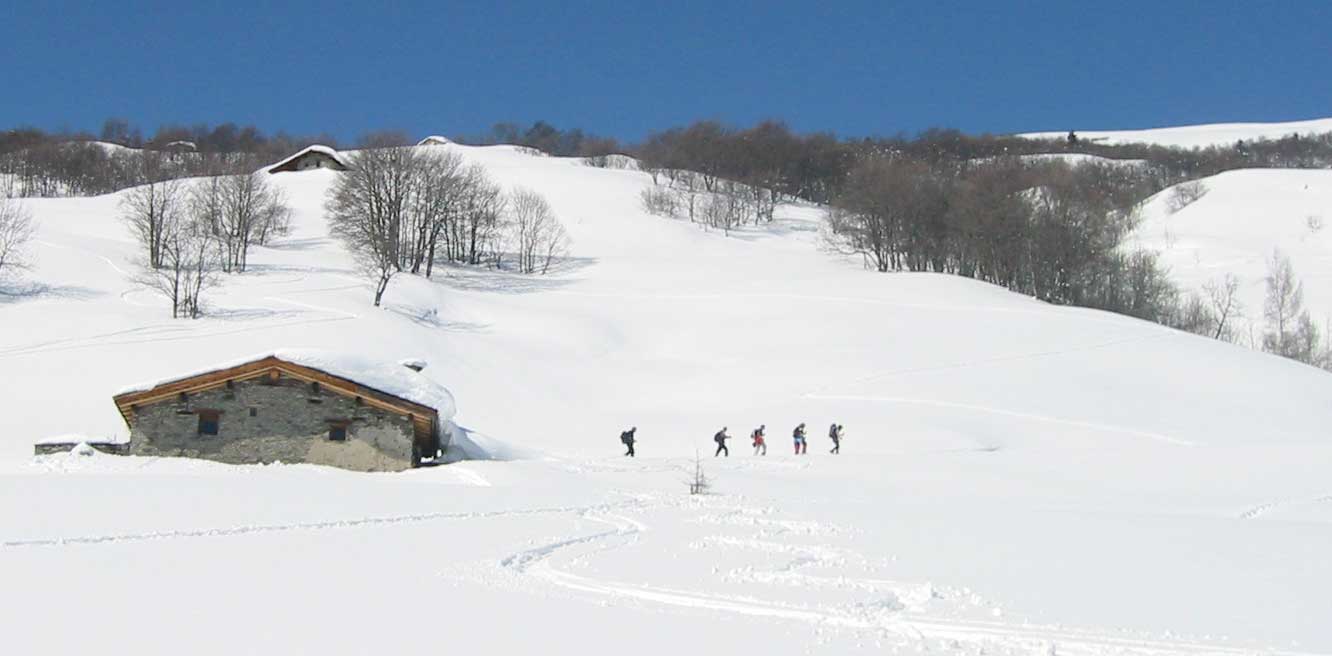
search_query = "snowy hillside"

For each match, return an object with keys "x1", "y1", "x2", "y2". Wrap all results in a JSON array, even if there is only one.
[
  {"x1": 3, "y1": 143, "x2": 1330, "y2": 654},
  {"x1": 1131, "y1": 169, "x2": 1332, "y2": 333},
  {"x1": 1021, "y1": 116, "x2": 1332, "y2": 148}
]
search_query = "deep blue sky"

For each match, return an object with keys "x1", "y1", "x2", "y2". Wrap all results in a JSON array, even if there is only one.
[{"x1": 2, "y1": 1, "x2": 1329, "y2": 142}]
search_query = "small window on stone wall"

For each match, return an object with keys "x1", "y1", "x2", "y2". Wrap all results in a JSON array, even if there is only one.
[
  {"x1": 249, "y1": 407, "x2": 258, "y2": 417},
  {"x1": 328, "y1": 422, "x2": 348, "y2": 442},
  {"x1": 198, "y1": 410, "x2": 220, "y2": 436}
]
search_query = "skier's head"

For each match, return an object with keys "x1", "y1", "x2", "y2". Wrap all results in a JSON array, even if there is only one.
[{"x1": 760, "y1": 424, "x2": 765, "y2": 429}]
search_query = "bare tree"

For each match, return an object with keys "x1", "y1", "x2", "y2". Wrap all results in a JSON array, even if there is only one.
[
  {"x1": 700, "y1": 184, "x2": 746, "y2": 236},
  {"x1": 326, "y1": 146, "x2": 421, "y2": 306},
  {"x1": 445, "y1": 165, "x2": 505, "y2": 267},
  {"x1": 1166, "y1": 180, "x2": 1207, "y2": 214},
  {"x1": 1262, "y1": 249, "x2": 1302, "y2": 356},
  {"x1": 0, "y1": 199, "x2": 35, "y2": 276},
  {"x1": 120, "y1": 178, "x2": 186, "y2": 268},
  {"x1": 1203, "y1": 274, "x2": 1244, "y2": 342},
  {"x1": 211, "y1": 173, "x2": 289, "y2": 272},
  {"x1": 640, "y1": 185, "x2": 679, "y2": 218},
  {"x1": 137, "y1": 211, "x2": 219, "y2": 318},
  {"x1": 1261, "y1": 249, "x2": 1322, "y2": 364},
  {"x1": 507, "y1": 188, "x2": 570, "y2": 274},
  {"x1": 687, "y1": 449, "x2": 711, "y2": 495},
  {"x1": 406, "y1": 150, "x2": 467, "y2": 275}
]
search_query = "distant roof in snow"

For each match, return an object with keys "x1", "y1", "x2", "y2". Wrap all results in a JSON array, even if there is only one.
[
  {"x1": 115, "y1": 348, "x2": 456, "y2": 419},
  {"x1": 417, "y1": 136, "x2": 452, "y2": 146},
  {"x1": 267, "y1": 145, "x2": 351, "y2": 173}
]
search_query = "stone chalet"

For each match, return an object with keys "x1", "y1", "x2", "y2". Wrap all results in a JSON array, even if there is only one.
[{"x1": 111, "y1": 351, "x2": 456, "y2": 472}]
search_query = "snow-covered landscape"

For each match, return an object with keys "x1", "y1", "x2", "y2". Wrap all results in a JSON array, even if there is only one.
[{"x1": 4, "y1": 120, "x2": 1332, "y2": 655}]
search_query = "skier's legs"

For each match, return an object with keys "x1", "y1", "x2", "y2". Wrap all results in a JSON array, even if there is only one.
[{"x1": 715, "y1": 444, "x2": 723, "y2": 457}]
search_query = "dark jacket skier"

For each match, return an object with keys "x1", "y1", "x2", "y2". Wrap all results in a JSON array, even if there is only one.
[
  {"x1": 829, "y1": 423, "x2": 843, "y2": 454},
  {"x1": 621, "y1": 427, "x2": 637, "y2": 457},
  {"x1": 793, "y1": 423, "x2": 807, "y2": 454},
  {"x1": 714, "y1": 427, "x2": 731, "y2": 457}
]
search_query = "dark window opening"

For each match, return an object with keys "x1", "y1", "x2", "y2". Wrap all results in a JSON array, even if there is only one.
[
  {"x1": 249, "y1": 407, "x2": 257, "y2": 417},
  {"x1": 328, "y1": 423, "x2": 348, "y2": 442},
  {"x1": 197, "y1": 410, "x2": 220, "y2": 436},
  {"x1": 311, "y1": 382, "x2": 321, "y2": 394}
]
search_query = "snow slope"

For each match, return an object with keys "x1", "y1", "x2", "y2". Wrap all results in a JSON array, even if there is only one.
[
  {"x1": 2, "y1": 143, "x2": 1330, "y2": 654},
  {"x1": 1130, "y1": 168, "x2": 1332, "y2": 331},
  {"x1": 1021, "y1": 116, "x2": 1332, "y2": 148}
]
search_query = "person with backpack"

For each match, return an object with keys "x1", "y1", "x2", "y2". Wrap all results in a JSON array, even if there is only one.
[
  {"x1": 793, "y1": 423, "x2": 807, "y2": 454},
  {"x1": 829, "y1": 423, "x2": 844, "y2": 454},
  {"x1": 714, "y1": 427, "x2": 731, "y2": 457},
  {"x1": 751, "y1": 424, "x2": 767, "y2": 455},
  {"x1": 620, "y1": 426, "x2": 637, "y2": 457}
]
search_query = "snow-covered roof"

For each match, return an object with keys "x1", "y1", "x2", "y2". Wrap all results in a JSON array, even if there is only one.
[
  {"x1": 116, "y1": 348, "x2": 456, "y2": 419},
  {"x1": 267, "y1": 145, "x2": 351, "y2": 172},
  {"x1": 417, "y1": 136, "x2": 452, "y2": 146}
]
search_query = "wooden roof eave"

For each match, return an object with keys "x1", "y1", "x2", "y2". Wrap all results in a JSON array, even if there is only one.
[{"x1": 112, "y1": 357, "x2": 438, "y2": 434}]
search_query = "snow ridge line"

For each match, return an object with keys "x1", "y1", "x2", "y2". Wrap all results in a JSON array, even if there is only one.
[{"x1": 1, "y1": 502, "x2": 630, "y2": 549}]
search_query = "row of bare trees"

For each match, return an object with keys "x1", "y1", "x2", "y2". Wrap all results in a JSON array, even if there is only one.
[
  {"x1": 0, "y1": 143, "x2": 275, "y2": 199},
  {"x1": 119, "y1": 173, "x2": 290, "y2": 317},
  {"x1": 326, "y1": 147, "x2": 570, "y2": 306},
  {"x1": 641, "y1": 171, "x2": 778, "y2": 236},
  {"x1": 819, "y1": 155, "x2": 1186, "y2": 322}
]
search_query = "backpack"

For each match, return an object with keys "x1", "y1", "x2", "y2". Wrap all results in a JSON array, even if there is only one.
[
  {"x1": 715, "y1": 432, "x2": 726, "y2": 443},
  {"x1": 621, "y1": 432, "x2": 632, "y2": 445},
  {"x1": 829, "y1": 424, "x2": 838, "y2": 438}
]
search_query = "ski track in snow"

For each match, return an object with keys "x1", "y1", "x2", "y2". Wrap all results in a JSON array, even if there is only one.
[
  {"x1": 804, "y1": 394, "x2": 1197, "y2": 447},
  {"x1": 491, "y1": 493, "x2": 1312, "y2": 656},
  {"x1": 1239, "y1": 493, "x2": 1332, "y2": 519},
  {"x1": 0, "y1": 315, "x2": 355, "y2": 360},
  {"x1": 35, "y1": 239, "x2": 133, "y2": 278},
  {"x1": 807, "y1": 333, "x2": 1169, "y2": 395},
  {"x1": 0, "y1": 501, "x2": 629, "y2": 549}
]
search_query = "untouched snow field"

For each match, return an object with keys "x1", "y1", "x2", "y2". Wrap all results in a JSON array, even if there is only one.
[
  {"x1": 1131, "y1": 169, "x2": 1332, "y2": 333},
  {"x1": 1020, "y1": 116, "x2": 1332, "y2": 148},
  {"x1": 3, "y1": 143, "x2": 1331, "y2": 654}
]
